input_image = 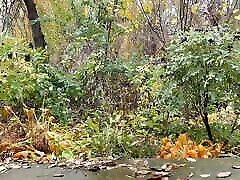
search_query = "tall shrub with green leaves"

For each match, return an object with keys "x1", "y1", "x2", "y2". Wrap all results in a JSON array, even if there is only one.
[
  {"x1": 161, "y1": 27, "x2": 240, "y2": 141},
  {"x1": 0, "y1": 37, "x2": 84, "y2": 123},
  {"x1": 0, "y1": 37, "x2": 44, "y2": 106}
]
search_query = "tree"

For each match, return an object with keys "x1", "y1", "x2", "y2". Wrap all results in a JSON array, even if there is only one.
[
  {"x1": 0, "y1": 0, "x2": 46, "y2": 48},
  {"x1": 23, "y1": 0, "x2": 46, "y2": 48},
  {"x1": 162, "y1": 27, "x2": 240, "y2": 141}
]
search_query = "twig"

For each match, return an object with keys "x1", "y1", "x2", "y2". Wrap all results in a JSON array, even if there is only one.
[{"x1": 136, "y1": 0, "x2": 165, "y2": 44}]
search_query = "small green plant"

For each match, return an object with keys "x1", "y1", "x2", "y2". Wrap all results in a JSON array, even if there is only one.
[{"x1": 84, "y1": 112, "x2": 158, "y2": 158}]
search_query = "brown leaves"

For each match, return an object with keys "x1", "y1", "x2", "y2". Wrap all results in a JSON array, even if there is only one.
[
  {"x1": 154, "y1": 133, "x2": 222, "y2": 159},
  {"x1": 0, "y1": 107, "x2": 51, "y2": 160},
  {"x1": 12, "y1": 151, "x2": 34, "y2": 159},
  {"x1": 161, "y1": 162, "x2": 186, "y2": 171},
  {"x1": 2, "y1": 106, "x2": 13, "y2": 122},
  {"x1": 24, "y1": 108, "x2": 36, "y2": 129},
  {"x1": 216, "y1": 171, "x2": 232, "y2": 178},
  {"x1": 123, "y1": 160, "x2": 185, "y2": 179}
]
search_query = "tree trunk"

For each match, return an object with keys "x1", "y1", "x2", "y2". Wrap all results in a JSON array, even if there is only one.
[
  {"x1": 202, "y1": 111, "x2": 213, "y2": 141},
  {"x1": 23, "y1": 0, "x2": 46, "y2": 48}
]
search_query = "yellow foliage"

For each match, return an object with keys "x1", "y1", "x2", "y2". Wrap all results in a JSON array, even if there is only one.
[
  {"x1": 191, "y1": 4, "x2": 198, "y2": 14},
  {"x1": 143, "y1": 1, "x2": 153, "y2": 13},
  {"x1": 235, "y1": 15, "x2": 240, "y2": 20},
  {"x1": 220, "y1": 3, "x2": 229, "y2": 8},
  {"x1": 233, "y1": 9, "x2": 239, "y2": 14},
  {"x1": 154, "y1": 133, "x2": 222, "y2": 159},
  {"x1": 13, "y1": 151, "x2": 34, "y2": 159}
]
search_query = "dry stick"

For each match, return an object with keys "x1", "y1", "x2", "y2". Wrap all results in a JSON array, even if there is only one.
[
  {"x1": 231, "y1": 112, "x2": 240, "y2": 134},
  {"x1": 207, "y1": 0, "x2": 221, "y2": 27},
  {"x1": 158, "y1": 6, "x2": 166, "y2": 43},
  {"x1": 154, "y1": 0, "x2": 166, "y2": 53},
  {"x1": 2, "y1": 0, "x2": 14, "y2": 32},
  {"x1": 105, "y1": 0, "x2": 118, "y2": 58},
  {"x1": 179, "y1": 0, "x2": 184, "y2": 31},
  {"x1": 226, "y1": 0, "x2": 230, "y2": 15},
  {"x1": 184, "y1": 0, "x2": 190, "y2": 31},
  {"x1": 11, "y1": 2, "x2": 24, "y2": 36},
  {"x1": 137, "y1": 0, "x2": 165, "y2": 44},
  {"x1": 188, "y1": 0, "x2": 197, "y2": 28}
]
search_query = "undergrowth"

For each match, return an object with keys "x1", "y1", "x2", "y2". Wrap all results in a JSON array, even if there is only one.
[{"x1": 0, "y1": 28, "x2": 240, "y2": 159}]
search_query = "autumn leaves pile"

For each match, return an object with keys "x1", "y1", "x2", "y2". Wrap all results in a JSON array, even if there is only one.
[{"x1": 155, "y1": 133, "x2": 222, "y2": 159}]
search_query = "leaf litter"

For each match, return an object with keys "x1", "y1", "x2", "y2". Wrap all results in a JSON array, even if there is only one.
[{"x1": 0, "y1": 107, "x2": 238, "y2": 179}]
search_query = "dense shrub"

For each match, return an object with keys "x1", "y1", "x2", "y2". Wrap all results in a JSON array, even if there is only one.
[{"x1": 161, "y1": 26, "x2": 240, "y2": 140}]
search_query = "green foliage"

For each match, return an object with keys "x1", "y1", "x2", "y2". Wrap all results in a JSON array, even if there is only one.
[
  {"x1": 84, "y1": 112, "x2": 158, "y2": 158},
  {"x1": 0, "y1": 38, "x2": 38, "y2": 105},
  {"x1": 32, "y1": 64, "x2": 84, "y2": 123},
  {"x1": 161, "y1": 27, "x2": 240, "y2": 131},
  {"x1": 0, "y1": 37, "x2": 84, "y2": 123},
  {"x1": 1, "y1": 26, "x2": 240, "y2": 157}
]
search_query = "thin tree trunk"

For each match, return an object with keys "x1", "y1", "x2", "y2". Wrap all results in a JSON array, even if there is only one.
[
  {"x1": 202, "y1": 111, "x2": 213, "y2": 141},
  {"x1": 23, "y1": 0, "x2": 46, "y2": 48}
]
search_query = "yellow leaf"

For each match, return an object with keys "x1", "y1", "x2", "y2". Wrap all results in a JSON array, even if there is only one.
[
  {"x1": 143, "y1": 1, "x2": 152, "y2": 13},
  {"x1": 153, "y1": 19, "x2": 160, "y2": 24},
  {"x1": 234, "y1": 15, "x2": 240, "y2": 20},
  {"x1": 191, "y1": 4, "x2": 198, "y2": 14},
  {"x1": 125, "y1": 12, "x2": 133, "y2": 20},
  {"x1": 84, "y1": 6, "x2": 89, "y2": 16},
  {"x1": 187, "y1": 150, "x2": 198, "y2": 158},
  {"x1": 13, "y1": 151, "x2": 34, "y2": 159},
  {"x1": 220, "y1": 3, "x2": 229, "y2": 8},
  {"x1": 219, "y1": 9, "x2": 225, "y2": 15},
  {"x1": 170, "y1": 17, "x2": 177, "y2": 25},
  {"x1": 233, "y1": 9, "x2": 239, "y2": 14},
  {"x1": 177, "y1": 133, "x2": 188, "y2": 146},
  {"x1": 76, "y1": 37, "x2": 93, "y2": 41}
]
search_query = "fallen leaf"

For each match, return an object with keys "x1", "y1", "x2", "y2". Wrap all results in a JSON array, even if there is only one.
[
  {"x1": 57, "y1": 162, "x2": 66, "y2": 167},
  {"x1": 232, "y1": 165, "x2": 240, "y2": 169},
  {"x1": 186, "y1": 158, "x2": 196, "y2": 162},
  {"x1": 177, "y1": 172, "x2": 194, "y2": 180},
  {"x1": 22, "y1": 165, "x2": 31, "y2": 169},
  {"x1": 13, "y1": 151, "x2": 33, "y2": 159},
  {"x1": 102, "y1": 160, "x2": 116, "y2": 167},
  {"x1": 216, "y1": 171, "x2": 232, "y2": 178},
  {"x1": 88, "y1": 165, "x2": 100, "y2": 172},
  {"x1": 9, "y1": 164, "x2": 21, "y2": 169},
  {"x1": 200, "y1": 174, "x2": 211, "y2": 178},
  {"x1": 118, "y1": 163, "x2": 133, "y2": 167},
  {"x1": 147, "y1": 172, "x2": 169, "y2": 180},
  {"x1": 152, "y1": 171, "x2": 169, "y2": 176},
  {"x1": 136, "y1": 170, "x2": 151, "y2": 175},
  {"x1": 161, "y1": 163, "x2": 186, "y2": 171},
  {"x1": 48, "y1": 164, "x2": 57, "y2": 168},
  {"x1": 0, "y1": 166, "x2": 7, "y2": 173},
  {"x1": 184, "y1": 172, "x2": 194, "y2": 180},
  {"x1": 150, "y1": 167, "x2": 163, "y2": 172},
  {"x1": 53, "y1": 173, "x2": 64, "y2": 177}
]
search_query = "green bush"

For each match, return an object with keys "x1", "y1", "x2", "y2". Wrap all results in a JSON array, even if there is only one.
[
  {"x1": 0, "y1": 37, "x2": 84, "y2": 123},
  {"x1": 0, "y1": 38, "x2": 39, "y2": 106},
  {"x1": 161, "y1": 26, "x2": 240, "y2": 141},
  {"x1": 84, "y1": 112, "x2": 158, "y2": 158}
]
